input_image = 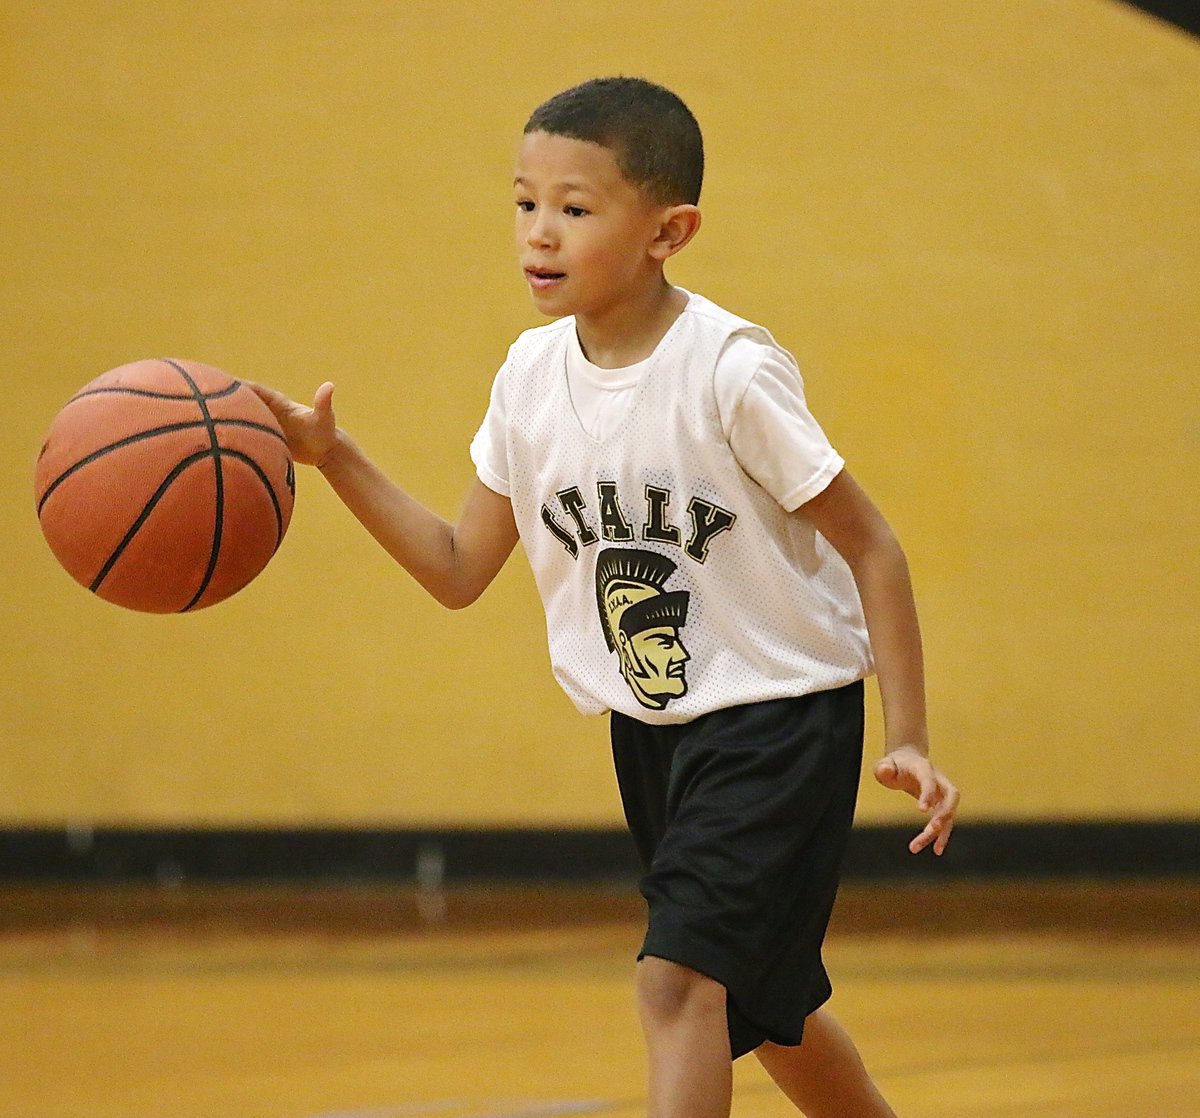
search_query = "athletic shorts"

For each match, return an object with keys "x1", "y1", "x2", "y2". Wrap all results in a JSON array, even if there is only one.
[{"x1": 610, "y1": 682, "x2": 864, "y2": 1059}]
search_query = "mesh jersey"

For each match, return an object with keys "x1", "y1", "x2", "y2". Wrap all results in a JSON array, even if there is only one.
[{"x1": 486, "y1": 292, "x2": 872, "y2": 725}]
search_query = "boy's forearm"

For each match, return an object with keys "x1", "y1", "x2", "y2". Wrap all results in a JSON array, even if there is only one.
[
  {"x1": 850, "y1": 535, "x2": 930, "y2": 756},
  {"x1": 316, "y1": 431, "x2": 469, "y2": 607}
]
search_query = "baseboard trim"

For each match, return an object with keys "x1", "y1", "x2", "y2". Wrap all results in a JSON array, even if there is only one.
[{"x1": 1, "y1": 821, "x2": 1197, "y2": 882}]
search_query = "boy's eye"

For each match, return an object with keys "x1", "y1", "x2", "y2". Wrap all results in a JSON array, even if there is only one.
[
  {"x1": 564, "y1": 205, "x2": 588, "y2": 218},
  {"x1": 516, "y1": 200, "x2": 535, "y2": 212}
]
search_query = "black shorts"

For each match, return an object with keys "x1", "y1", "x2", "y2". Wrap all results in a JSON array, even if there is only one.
[{"x1": 610, "y1": 682, "x2": 864, "y2": 1059}]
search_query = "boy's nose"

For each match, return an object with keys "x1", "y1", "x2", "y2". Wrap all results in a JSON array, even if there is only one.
[{"x1": 527, "y1": 213, "x2": 557, "y2": 248}]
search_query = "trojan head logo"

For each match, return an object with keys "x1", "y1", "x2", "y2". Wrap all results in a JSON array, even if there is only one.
[{"x1": 595, "y1": 548, "x2": 691, "y2": 711}]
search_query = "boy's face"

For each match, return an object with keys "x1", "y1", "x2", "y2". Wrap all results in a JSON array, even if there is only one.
[{"x1": 514, "y1": 131, "x2": 670, "y2": 322}]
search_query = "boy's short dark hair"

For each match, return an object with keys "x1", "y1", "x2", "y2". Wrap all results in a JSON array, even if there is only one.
[{"x1": 524, "y1": 77, "x2": 703, "y2": 206}]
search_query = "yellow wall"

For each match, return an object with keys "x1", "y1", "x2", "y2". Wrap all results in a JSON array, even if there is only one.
[{"x1": 2, "y1": 1, "x2": 1196, "y2": 826}]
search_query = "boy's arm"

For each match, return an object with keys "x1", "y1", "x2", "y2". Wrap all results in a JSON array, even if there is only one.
[
  {"x1": 799, "y1": 468, "x2": 959, "y2": 855},
  {"x1": 249, "y1": 381, "x2": 519, "y2": 610}
]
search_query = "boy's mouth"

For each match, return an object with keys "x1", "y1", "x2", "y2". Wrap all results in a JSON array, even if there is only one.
[{"x1": 525, "y1": 266, "x2": 566, "y2": 289}]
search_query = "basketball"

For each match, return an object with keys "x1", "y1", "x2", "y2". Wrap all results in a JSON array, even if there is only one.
[{"x1": 34, "y1": 358, "x2": 295, "y2": 613}]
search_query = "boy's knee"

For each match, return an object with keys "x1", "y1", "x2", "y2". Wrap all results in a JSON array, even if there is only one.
[{"x1": 637, "y1": 956, "x2": 727, "y2": 1023}]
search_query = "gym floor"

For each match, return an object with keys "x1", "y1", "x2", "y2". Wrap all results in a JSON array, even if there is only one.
[{"x1": 2, "y1": 880, "x2": 1197, "y2": 1117}]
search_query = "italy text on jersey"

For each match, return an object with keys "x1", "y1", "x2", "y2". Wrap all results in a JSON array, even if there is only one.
[{"x1": 541, "y1": 480, "x2": 737, "y2": 712}]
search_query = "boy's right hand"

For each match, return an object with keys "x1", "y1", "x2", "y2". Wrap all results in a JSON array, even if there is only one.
[{"x1": 247, "y1": 381, "x2": 339, "y2": 467}]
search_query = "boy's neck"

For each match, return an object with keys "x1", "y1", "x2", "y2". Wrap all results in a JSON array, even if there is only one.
[{"x1": 574, "y1": 282, "x2": 688, "y2": 369}]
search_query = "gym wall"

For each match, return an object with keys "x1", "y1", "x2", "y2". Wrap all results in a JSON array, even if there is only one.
[{"x1": 2, "y1": 1, "x2": 1196, "y2": 833}]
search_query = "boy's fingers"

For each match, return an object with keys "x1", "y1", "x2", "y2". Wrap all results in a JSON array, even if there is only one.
[
  {"x1": 909, "y1": 811, "x2": 952, "y2": 855},
  {"x1": 245, "y1": 380, "x2": 283, "y2": 406},
  {"x1": 874, "y1": 753, "x2": 934, "y2": 806},
  {"x1": 872, "y1": 756, "x2": 899, "y2": 787},
  {"x1": 876, "y1": 751, "x2": 960, "y2": 855},
  {"x1": 909, "y1": 822, "x2": 936, "y2": 854},
  {"x1": 313, "y1": 381, "x2": 336, "y2": 412},
  {"x1": 873, "y1": 754, "x2": 917, "y2": 792},
  {"x1": 924, "y1": 812, "x2": 956, "y2": 856},
  {"x1": 245, "y1": 380, "x2": 307, "y2": 424},
  {"x1": 917, "y1": 787, "x2": 960, "y2": 856},
  {"x1": 916, "y1": 765, "x2": 938, "y2": 812}
]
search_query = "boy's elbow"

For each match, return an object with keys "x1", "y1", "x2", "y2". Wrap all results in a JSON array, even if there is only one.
[
  {"x1": 433, "y1": 571, "x2": 489, "y2": 611},
  {"x1": 434, "y1": 584, "x2": 482, "y2": 610}
]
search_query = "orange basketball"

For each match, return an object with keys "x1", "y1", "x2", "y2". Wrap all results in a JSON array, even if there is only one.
[{"x1": 34, "y1": 358, "x2": 295, "y2": 613}]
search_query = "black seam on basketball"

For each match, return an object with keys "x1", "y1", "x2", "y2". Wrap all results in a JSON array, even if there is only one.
[
  {"x1": 213, "y1": 418, "x2": 289, "y2": 444},
  {"x1": 67, "y1": 381, "x2": 242, "y2": 405},
  {"x1": 164, "y1": 360, "x2": 224, "y2": 612},
  {"x1": 89, "y1": 450, "x2": 214, "y2": 594},
  {"x1": 37, "y1": 420, "x2": 214, "y2": 516},
  {"x1": 218, "y1": 449, "x2": 285, "y2": 546},
  {"x1": 36, "y1": 417, "x2": 287, "y2": 518}
]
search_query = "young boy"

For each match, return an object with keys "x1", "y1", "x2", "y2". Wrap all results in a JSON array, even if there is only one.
[{"x1": 252, "y1": 76, "x2": 959, "y2": 1118}]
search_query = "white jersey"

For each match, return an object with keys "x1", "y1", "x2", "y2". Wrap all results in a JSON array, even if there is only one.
[{"x1": 473, "y1": 292, "x2": 873, "y2": 724}]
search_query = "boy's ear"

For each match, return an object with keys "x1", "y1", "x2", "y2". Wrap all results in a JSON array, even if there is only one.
[{"x1": 649, "y1": 204, "x2": 702, "y2": 261}]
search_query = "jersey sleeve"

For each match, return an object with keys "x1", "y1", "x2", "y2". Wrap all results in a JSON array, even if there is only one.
[
  {"x1": 717, "y1": 335, "x2": 845, "y2": 512},
  {"x1": 469, "y1": 364, "x2": 511, "y2": 498}
]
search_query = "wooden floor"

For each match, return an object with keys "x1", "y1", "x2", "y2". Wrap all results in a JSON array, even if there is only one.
[{"x1": 1, "y1": 880, "x2": 1197, "y2": 1117}]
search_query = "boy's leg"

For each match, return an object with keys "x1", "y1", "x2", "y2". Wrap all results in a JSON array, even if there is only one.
[
  {"x1": 755, "y1": 1006, "x2": 898, "y2": 1118},
  {"x1": 637, "y1": 955, "x2": 733, "y2": 1118}
]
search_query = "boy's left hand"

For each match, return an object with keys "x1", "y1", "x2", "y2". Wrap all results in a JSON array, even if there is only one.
[{"x1": 874, "y1": 746, "x2": 959, "y2": 856}]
